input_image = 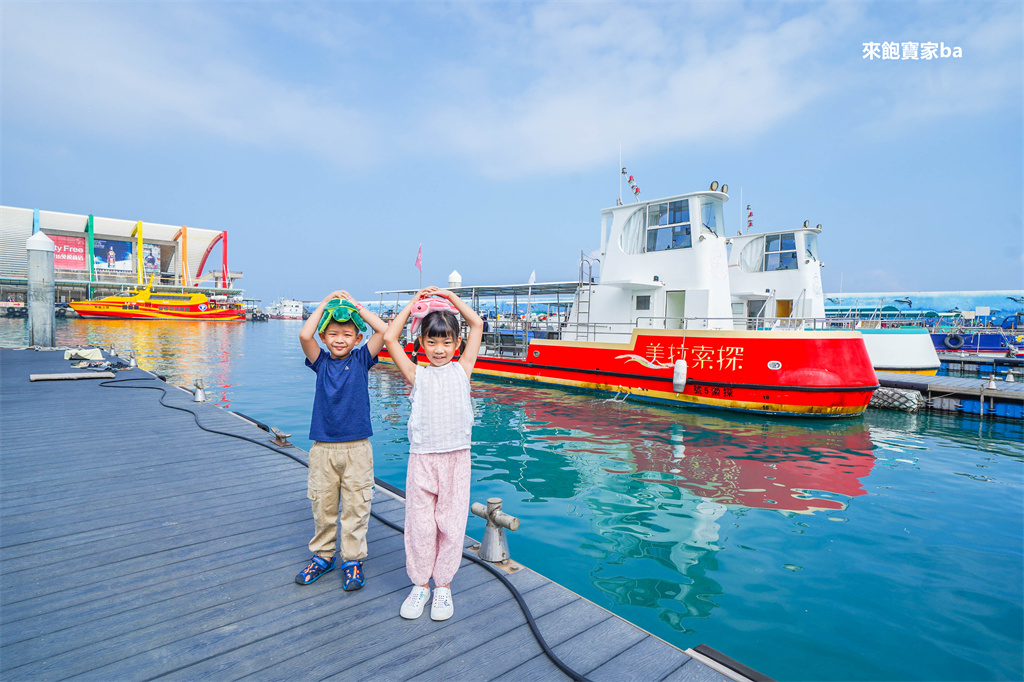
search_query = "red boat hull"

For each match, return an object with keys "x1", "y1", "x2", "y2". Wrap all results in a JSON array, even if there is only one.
[{"x1": 380, "y1": 329, "x2": 879, "y2": 417}]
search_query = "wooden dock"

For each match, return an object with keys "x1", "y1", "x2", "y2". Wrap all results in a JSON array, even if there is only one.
[{"x1": 1, "y1": 348, "x2": 765, "y2": 682}]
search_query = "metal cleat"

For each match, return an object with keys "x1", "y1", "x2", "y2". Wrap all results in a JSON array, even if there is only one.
[
  {"x1": 270, "y1": 426, "x2": 293, "y2": 447},
  {"x1": 192, "y1": 379, "x2": 207, "y2": 402},
  {"x1": 471, "y1": 497, "x2": 520, "y2": 563}
]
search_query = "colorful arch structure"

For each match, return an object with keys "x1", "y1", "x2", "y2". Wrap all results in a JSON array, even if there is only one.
[{"x1": 194, "y1": 231, "x2": 228, "y2": 289}]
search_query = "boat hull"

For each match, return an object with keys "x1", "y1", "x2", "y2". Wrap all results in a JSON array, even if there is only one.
[
  {"x1": 931, "y1": 331, "x2": 1024, "y2": 356},
  {"x1": 382, "y1": 328, "x2": 879, "y2": 417},
  {"x1": 69, "y1": 302, "x2": 244, "y2": 321},
  {"x1": 858, "y1": 328, "x2": 940, "y2": 375}
]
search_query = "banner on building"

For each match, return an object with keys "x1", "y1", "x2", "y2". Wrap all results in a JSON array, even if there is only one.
[
  {"x1": 51, "y1": 235, "x2": 87, "y2": 270},
  {"x1": 142, "y1": 243, "x2": 161, "y2": 272},
  {"x1": 94, "y1": 239, "x2": 133, "y2": 272}
]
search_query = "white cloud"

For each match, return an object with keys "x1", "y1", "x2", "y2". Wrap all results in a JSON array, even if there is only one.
[
  {"x1": 3, "y1": 2, "x2": 1018, "y2": 178},
  {"x1": 2, "y1": 4, "x2": 377, "y2": 164},
  {"x1": 415, "y1": 3, "x2": 856, "y2": 176}
]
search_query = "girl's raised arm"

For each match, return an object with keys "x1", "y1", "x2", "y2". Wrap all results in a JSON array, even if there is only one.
[
  {"x1": 383, "y1": 287, "x2": 436, "y2": 385},
  {"x1": 435, "y1": 289, "x2": 484, "y2": 377}
]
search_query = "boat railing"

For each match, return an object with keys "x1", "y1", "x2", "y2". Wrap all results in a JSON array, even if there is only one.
[{"x1": 472, "y1": 315, "x2": 918, "y2": 357}]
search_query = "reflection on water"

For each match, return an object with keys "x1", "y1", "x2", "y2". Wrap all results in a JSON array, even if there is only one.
[
  {"x1": 3, "y1": 317, "x2": 1021, "y2": 681},
  {"x1": 0, "y1": 317, "x2": 245, "y2": 405},
  {"x1": 456, "y1": 380, "x2": 878, "y2": 632}
]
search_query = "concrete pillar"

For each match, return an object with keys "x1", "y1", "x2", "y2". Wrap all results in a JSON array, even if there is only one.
[{"x1": 26, "y1": 232, "x2": 55, "y2": 347}]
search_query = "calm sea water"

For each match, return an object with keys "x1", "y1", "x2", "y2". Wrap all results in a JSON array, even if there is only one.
[{"x1": 3, "y1": 318, "x2": 1022, "y2": 682}]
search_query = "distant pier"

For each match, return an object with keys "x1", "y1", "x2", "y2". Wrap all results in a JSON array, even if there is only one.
[{"x1": 0, "y1": 347, "x2": 766, "y2": 682}]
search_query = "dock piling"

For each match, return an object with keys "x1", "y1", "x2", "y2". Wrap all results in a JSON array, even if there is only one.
[{"x1": 25, "y1": 232, "x2": 55, "y2": 347}]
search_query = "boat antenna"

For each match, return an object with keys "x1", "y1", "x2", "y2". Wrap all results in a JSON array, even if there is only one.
[
  {"x1": 618, "y1": 142, "x2": 622, "y2": 205},
  {"x1": 621, "y1": 167, "x2": 641, "y2": 202}
]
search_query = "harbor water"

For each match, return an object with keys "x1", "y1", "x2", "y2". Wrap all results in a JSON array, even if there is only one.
[{"x1": 2, "y1": 317, "x2": 1021, "y2": 682}]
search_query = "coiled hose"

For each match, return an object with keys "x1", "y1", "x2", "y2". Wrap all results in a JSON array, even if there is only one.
[{"x1": 99, "y1": 376, "x2": 591, "y2": 682}]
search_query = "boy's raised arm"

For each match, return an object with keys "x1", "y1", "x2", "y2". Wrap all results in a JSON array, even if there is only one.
[{"x1": 300, "y1": 291, "x2": 342, "y2": 363}]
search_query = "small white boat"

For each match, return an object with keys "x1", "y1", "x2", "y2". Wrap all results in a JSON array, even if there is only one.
[{"x1": 267, "y1": 299, "x2": 305, "y2": 320}]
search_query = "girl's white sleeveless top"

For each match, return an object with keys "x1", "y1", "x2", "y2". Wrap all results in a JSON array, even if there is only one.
[{"x1": 408, "y1": 362, "x2": 473, "y2": 454}]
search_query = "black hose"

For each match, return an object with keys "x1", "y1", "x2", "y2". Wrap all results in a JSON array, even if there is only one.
[{"x1": 99, "y1": 376, "x2": 591, "y2": 682}]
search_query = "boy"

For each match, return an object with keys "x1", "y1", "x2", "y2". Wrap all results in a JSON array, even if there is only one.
[{"x1": 296, "y1": 290, "x2": 387, "y2": 590}]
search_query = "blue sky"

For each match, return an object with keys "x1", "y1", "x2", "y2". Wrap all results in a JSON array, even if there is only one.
[{"x1": 3, "y1": 1, "x2": 1021, "y2": 304}]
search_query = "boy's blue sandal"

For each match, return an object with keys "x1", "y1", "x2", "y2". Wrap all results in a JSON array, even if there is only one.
[
  {"x1": 340, "y1": 560, "x2": 364, "y2": 591},
  {"x1": 295, "y1": 555, "x2": 335, "y2": 585}
]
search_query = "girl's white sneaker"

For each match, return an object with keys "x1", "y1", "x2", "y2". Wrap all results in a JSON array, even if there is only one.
[
  {"x1": 430, "y1": 586, "x2": 454, "y2": 621},
  {"x1": 400, "y1": 586, "x2": 430, "y2": 619}
]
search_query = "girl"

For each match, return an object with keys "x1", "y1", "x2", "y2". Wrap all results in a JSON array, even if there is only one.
[{"x1": 383, "y1": 286, "x2": 483, "y2": 621}]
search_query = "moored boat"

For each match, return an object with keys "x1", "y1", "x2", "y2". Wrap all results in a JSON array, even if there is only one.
[
  {"x1": 930, "y1": 316, "x2": 1024, "y2": 356},
  {"x1": 69, "y1": 278, "x2": 244, "y2": 321},
  {"x1": 729, "y1": 225, "x2": 941, "y2": 375},
  {"x1": 378, "y1": 183, "x2": 879, "y2": 417},
  {"x1": 266, "y1": 299, "x2": 306, "y2": 320}
]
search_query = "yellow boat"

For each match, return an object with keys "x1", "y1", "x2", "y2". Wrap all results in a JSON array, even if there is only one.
[{"x1": 69, "y1": 277, "x2": 245, "y2": 321}]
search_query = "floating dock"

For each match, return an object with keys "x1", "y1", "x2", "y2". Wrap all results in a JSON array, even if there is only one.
[
  {"x1": 876, "y1": 370, "x2": 1024, "y2": 420},
  {"x1": 938, "y1": 352, "x2": 1023, "y2": 376},
  {"x1": 0, "y1": 348, "x2": 766, "y2": 682}
]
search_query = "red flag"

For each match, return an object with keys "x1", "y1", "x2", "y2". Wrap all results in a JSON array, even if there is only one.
[{"x1": 414, "y1": 244, "x2": 422, "y2": 272}]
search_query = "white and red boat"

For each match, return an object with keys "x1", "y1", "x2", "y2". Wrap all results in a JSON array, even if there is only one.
[{"x1": 378, "y1": 184, "x2": 879, "y2": 417}]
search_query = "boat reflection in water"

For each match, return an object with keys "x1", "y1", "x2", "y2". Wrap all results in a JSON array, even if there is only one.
[
  {"x1": 468, "y1": 380, "x2": 876, "y2": 631},
  {"x1": 44, "y1": 318, "x2": 243, "y2": 404}
]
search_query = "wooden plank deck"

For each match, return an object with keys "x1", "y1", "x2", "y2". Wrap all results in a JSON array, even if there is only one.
[{"x1": 1, "y1": 348, "x2": 759, "y2": 682}]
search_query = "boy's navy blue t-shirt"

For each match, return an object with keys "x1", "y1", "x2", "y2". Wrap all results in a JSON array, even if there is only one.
[{"x1": 306, "y1": 345, "x2": 378, "y2": 442}]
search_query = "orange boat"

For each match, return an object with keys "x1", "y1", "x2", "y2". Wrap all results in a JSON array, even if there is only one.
[{"x1": 69, "y1": 277, "x2": 244, "y2": 321}]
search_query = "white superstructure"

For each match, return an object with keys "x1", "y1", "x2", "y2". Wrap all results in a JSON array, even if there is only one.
[
  {"x1": 565, "y1": 190, "x2": 733, "y2": 340},
  {"x1": 728, "y1": 227, "x2": 826, "y2": 323}
]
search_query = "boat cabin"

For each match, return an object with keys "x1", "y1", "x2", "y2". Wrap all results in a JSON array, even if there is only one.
[
  {"x1": 727, "y1": 227, "x2": 826, "y2": 327},
  {"x1": 569, "y1": 190, "x2": 734, "y2": 339}
]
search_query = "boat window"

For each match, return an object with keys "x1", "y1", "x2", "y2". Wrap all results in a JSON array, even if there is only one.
[
  {"x1": 647, "y1": 225, "x2": 691, "y2": 251},
  {"x1": 645, "y1": 199, "x2": 691, "y2": 252},
  {"x1": 805, "y1": 233, "x2": 818, "y2": 260},
  {"x1": 635, "y1": 295, "x2": 651, "y2": 311},
  {"x1": 764, "y1": 232, "x2": 798, "y2": 271},
  {"x1": 701, "y1": 201, "x2": 718, "y2": 235},
  {"x1": 619, "y1": 208, "x2": 646, "y2": 254},
  {"x1": 738, "y1": 238, "x2": 764, "y2": 272}
]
